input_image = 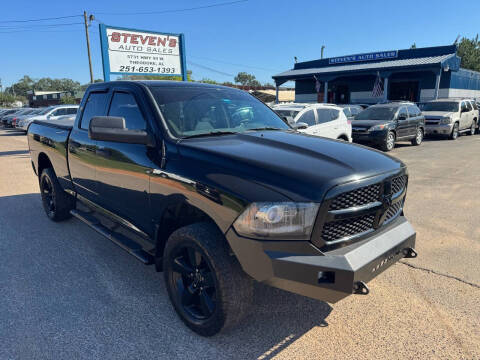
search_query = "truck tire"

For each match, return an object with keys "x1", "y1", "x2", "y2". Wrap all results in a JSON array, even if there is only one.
[
  {"x1": 450, "y1": 122, "x2": 459, "y2": 140},
  {"x1": 39, "y1": 168, "x2": 74, "y2": 221},
  {"x1": 381, "y1": 131, "x2": 396, "y2": 152},
  {"x1": 411, "y1": 128, "x2": 423, "y2": 146},
  {"x1": 467, "y1": 121, "x2": 475, "y2": 136},
  {"x1": 163, "y1": 222, "x2": 253, "y2": 336}
]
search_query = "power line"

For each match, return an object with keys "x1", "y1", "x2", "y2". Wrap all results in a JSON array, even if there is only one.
[
  {"x1": 187, "y1": 61, "x2": 234, "y2": 77},
  {"x1": 0, "y1": 14, "x2": 82, "y2": 24},
  {"x1": 0, "y1": 23, "x2": 84, "y2": 33},
  {"x1": 0, "y1": 22, "x2": 84, "y2": 30},
  {"x1": 189, "y1": 55, "x2": 280, "y2": 72},
  {"x1": 95, "y1": 0, "x2": 248, "y2": 16}
]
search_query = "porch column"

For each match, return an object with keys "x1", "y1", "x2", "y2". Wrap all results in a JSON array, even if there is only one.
[
  {"x1": 323, "y1": 81, "x2": 328, "y2": 103},
  {"x1": 383, "y1": 76, "x2": 389, "y2": 102},
  {"x1": 434, "y1": 72, "x2": 441, "y2": 99},
  {"x1": 275, "y1": 83, "x2": 279, "y2": 104}
]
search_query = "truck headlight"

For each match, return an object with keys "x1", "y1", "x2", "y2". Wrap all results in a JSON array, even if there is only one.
[
  {"x1": 369, "y1": 124, "x2": 386, "y2": 131},
  {"x1": 440, "y1": 117, "x2": 452, "y2": 124},
  {"x1": 233, "y1": 202, "x2": 319, "y2": 240}
]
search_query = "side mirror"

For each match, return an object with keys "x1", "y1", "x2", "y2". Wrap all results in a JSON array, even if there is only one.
[
  {"x1": 397, "y1": 115, "x2": 407, "y2": 121},
  {"x1": 292, "y1": 122, "x2": 308, "y2": 130},
  {"x1": 89, "y1": 116, "x2": 155, "y2": 146}
]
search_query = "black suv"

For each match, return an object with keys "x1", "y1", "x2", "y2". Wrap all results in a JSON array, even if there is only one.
[{"x1": 351, "y1": 102, "x2": 425, "y2": 151}]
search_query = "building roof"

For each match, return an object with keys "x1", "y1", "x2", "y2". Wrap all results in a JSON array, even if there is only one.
[
  {"x1": 273, "y1": 45, "x2": 461, "y2": 83},
  {"x1": 274, "y1": 54, "x2": 456, "y2": 79}
]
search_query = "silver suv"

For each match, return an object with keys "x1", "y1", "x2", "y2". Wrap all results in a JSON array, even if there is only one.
[{"x1": 422, "y1": 99, "x2": 478, "y2": 140}]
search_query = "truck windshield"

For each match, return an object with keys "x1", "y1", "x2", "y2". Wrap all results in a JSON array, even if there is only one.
[
  {"x1": 355, "y1": 107, "x2": 397, "y2": 121},
  {"x1": 150, "y1": 86, "x2": 290, "y2": 138},
  {"x1": 422, "y1": 102, "x2": 459, "y2": 112}
]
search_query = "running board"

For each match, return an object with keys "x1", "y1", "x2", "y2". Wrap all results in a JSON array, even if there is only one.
[{"x1": 70, "y1": 209, "x2": 154, "y2": 265}]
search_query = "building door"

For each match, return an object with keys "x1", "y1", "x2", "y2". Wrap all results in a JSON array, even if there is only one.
[
  {"x1": 333, "y1": 85, "x2": 349, "y2": 104},
  {"x1": 389, "y1": 81, "x2": 419, "y2": 102}
]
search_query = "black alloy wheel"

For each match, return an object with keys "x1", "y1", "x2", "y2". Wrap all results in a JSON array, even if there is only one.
[
  {"x1": 169, "y1": 245, "x2": 217, "y2": 321},
  {"x1": 41, "y1": 175, "x2": 56, "y2": 218}
]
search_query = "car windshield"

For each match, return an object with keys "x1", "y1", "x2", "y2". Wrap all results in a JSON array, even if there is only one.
[
  {"x1": 274, "y1": 109, "x2": 300, "y2": 118},
  {"x1": 422, "y1": 102, "x2": 459, "y2": 112},
  {"x1": 150, "y1": 86, "x2": 291, "y2": 138},
  {"x1": 37, "y1": 107, "x2": 54, "y2": 115},
  {"x1": 355, "y1": 107, "x2": 397, "y2": 120}
]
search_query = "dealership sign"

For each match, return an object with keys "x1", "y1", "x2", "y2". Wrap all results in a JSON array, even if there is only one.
[
  {"x1": 329, "y1": 51, "x2": 398, "y2": 65},
  {"x1": 99, "y1": 24, "x2": 187, "y2": 81}
]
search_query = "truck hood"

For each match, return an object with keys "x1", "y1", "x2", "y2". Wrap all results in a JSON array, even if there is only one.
[
  {"x1": 422, "y1": 111, "x2": 454, "y2": 118},
  {"x1": 177, "y1": 130, "x2": 404, "y2": 202}
]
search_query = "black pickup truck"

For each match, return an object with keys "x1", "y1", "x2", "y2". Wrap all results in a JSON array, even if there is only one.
[{"x1": 28, "y1": 81, "x2": 417, "y2": 336}]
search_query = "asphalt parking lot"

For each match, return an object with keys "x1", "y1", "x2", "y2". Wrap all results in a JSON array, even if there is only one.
[{"x1": 0, "y1": 128, "x2": 479, "y2": 360}]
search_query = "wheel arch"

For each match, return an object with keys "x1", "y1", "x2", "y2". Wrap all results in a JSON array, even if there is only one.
[
  {"x1": 37, "y1": 152, "x2": 53, "y2": 177},
  {"x1": 153, "y1": 198, "x2": 225, "y2": 271}
]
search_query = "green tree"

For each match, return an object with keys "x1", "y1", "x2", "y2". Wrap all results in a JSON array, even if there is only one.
[
  {"x1": 5, "y1": 76, "x2": 81, "y2": 97},
  {"x1": 457, "y1": 35, "x2": 480, "y2": 72},
  {"x1": 198, "y1": 78, "x2": 219, "y2": 84},
  {"x1": 234, "y1": 72, "x2": 260, "y2": 86},
  {"x1": 60, "y1": 95, "x2": 77, "y2": 104}
]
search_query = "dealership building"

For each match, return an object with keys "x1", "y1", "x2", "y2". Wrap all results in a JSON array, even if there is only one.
[{"x1": 272, "y1": 45, "x2": 480, "y2": 104}]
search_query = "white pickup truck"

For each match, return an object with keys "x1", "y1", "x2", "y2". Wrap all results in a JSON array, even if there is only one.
[
  {"x1": 273, "y1": 103, "x2": 352, "y2": 142},
  {"x1": 422, "y1": 99, "x2": 478, "y2": 139}
]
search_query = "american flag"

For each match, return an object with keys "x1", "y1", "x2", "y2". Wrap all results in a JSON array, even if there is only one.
[
  {"x1": 314, "y1": 75, "x2": 321, "y2": 93},
  {"x1": 372, "y1": 72, "x2": 383, "y2": 97}
]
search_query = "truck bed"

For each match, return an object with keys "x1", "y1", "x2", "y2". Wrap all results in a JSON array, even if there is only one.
[{"x1": 27, "y1": 120, "x2": 73, "y2": 191}]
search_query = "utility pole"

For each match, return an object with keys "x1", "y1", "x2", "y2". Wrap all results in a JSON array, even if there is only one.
[
  {"x1": 321, "y1": 45, "x2": 325, "y2": 59},
  {"x1": 83, "y1": 11, "x2": 94, "y2": 83}
]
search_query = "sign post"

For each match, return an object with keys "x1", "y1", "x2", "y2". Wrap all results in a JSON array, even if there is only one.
[{"x1": 99, "y1": 24, "x2": 187, "y2": 82}]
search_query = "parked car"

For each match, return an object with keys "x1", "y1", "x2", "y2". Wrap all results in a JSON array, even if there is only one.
[
  {"x1": 338, "y1": 104, "x2": 364, "y2": 120},
  {"x1": 3, "y1": 108, "x2": 34, "y2": 127},
  {"x1": 28, "y1": 81, "x2": 416, "y2": 336},
  {"x1": 1, "y1": 108, "x2": 24, "y2": 126},
  {"x1": 351, "y1": 102, "x2": 425, "y2": 151},
  {"x1": 14, "y1": 108, "x2": 45, "y2": 131},
  {"x1": 273, "y1": 103, "x2": 352, "y2": 141},
  {"x1": 422, "y1": 99, "x2": 478, "y2": 139},
  {"x1": 18, "y1": 105, "x2": 79, "y2": 132},
  {"x1": 10, "y1": 108, "x2": 39, "y2": 128}
]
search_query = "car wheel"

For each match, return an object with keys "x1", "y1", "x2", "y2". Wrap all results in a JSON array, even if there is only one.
[
  {"x1": 468, "y1": 121, "x2": 475, "y2": 136},
  {"x1": 39, "y1": 168, "x2": 74, "y2": 221},
  {"x1": 411, "y1": 128, "x2": 423, "y2": 146},
  {"x1": 164, "y1": 223, "x2": 253, "y2": 336},
  {"x1": 450, "y1": 122, "x2": 459, "y2": 140},
  {"x1": 381, "y1": 131, "x2": 396, "y2": 152}
]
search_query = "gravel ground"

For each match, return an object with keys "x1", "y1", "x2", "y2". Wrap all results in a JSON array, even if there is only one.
[{"x1": 0, "y1": 128, "x2": 478, "y2": 359}]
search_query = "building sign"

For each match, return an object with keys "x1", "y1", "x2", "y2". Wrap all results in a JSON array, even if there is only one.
[
  {"x1": 99, "y1": 24, "x2": 187, "y2": 81},
  {"x1": 329, "y1": 51, "x2": 398, "y2": 65}
]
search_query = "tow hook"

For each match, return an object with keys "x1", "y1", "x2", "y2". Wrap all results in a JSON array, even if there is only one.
[
  {"x1": 403, "y1": 247, "x2": 418, "y2": 258},
  {"x1": 353, "y1": 281, "x2": 369, "y2": 295}
]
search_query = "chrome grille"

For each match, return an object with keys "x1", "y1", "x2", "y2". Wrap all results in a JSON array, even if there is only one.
[
  {"x1": 329, "y1": 183, "x2": 380, "y2": 210},
  {"x1": 321, "y1": 214, "x2": 375, "y2": 243}
]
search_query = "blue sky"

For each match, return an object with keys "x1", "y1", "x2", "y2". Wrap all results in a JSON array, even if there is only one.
[{"x1": 1, "y1": 0, "x2": 479, "y2": 88}]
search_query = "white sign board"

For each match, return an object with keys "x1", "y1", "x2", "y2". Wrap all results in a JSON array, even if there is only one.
[{"x1": 100, "y1": 24, "x2": 186, "y2": 80}]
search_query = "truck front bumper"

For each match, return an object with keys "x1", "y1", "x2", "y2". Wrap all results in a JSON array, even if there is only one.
[
  {"x1": 226, "y1": 216, "x2": 416, "y2": 303},
  {"x1": 425, "y1": 123, "x2": 453, "y2": 135}
]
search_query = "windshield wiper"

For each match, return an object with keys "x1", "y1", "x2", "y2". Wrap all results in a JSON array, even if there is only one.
[
  {"x1": 246, "y1": 127, "x2": 283, "y2": 131},
  {"x1": 182, "y1": 131, "x2": 237, "y2": 139}
]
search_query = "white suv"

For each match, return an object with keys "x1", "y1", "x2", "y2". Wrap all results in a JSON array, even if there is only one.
[
  {"x1": 273, "y1": 103, "x2": 352, "y2": 142},
  {"x1": 17, "y1": 105, "x2": 79, "y2": 132}
]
